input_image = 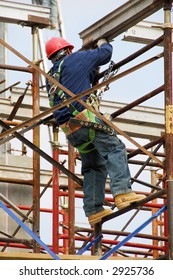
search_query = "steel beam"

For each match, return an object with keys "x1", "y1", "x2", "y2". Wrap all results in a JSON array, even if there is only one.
[
  {"x1": 79, "y1": 0, "x2": 172, "y2": 48},
  {"x1": 123, "y1": 20, "x2": 173, "y2": 47},
  {"x1": 123, "y1": 21, "x2": 164, "y2": 45},
  {"x1": 0, "y1": 1, "x2": 49, "y2": 27}
]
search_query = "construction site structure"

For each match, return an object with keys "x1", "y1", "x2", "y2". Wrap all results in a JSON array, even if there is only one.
[{"x1": 0, "y1": 0, "x2": 173, "y2": 260}]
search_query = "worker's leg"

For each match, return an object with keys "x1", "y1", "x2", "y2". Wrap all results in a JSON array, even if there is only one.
[
  {"x1": 67, "y1": 127, "x2": 107, "y2": 217},
  {"x1": 92, "y1": 117, "x2": 132, "y2": 197},
  {"x1": 92, "y1": 117, "x2": 146, "y2": 209},
  {"x1": 103, "y1": 136, "x2": 132, "y2": 196},
  {"x1": 80, "y1": 149, "x2": 107, "y2": 217}
]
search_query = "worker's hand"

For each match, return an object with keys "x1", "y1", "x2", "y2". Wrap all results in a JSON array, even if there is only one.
[{"x1": 96, "y1": 38, "x2": 108, "y2": 47}]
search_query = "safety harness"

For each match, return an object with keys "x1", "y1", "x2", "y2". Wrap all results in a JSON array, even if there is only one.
[{"x1": 48, "y1": 59, "x2": 115, "y2": 153}]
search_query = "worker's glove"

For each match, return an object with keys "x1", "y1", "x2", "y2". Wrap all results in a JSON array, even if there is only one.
[{"x1": 96, "y1": 38, "x2": 108, "y2": 47}]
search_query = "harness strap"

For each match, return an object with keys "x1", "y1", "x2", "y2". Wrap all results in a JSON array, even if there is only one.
[
  {"x1": 48, "y1": 60, "x2": 79, "y2": 116},
  {"x1": 60, "y1": 109, "x2": 96, "y2": 154},
  {"x1": 48, "y1": 61, "x2": 102, "y2": 154},
  {"x1": 48, "y1": 60, "x2": 64, "y2": 108},
  {"x1": 75, "y1": 110, "x2": 96, "y2": 154}
]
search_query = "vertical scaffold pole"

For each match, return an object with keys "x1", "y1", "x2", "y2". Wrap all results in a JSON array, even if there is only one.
[
  {"x1": 164, "y1": 0, "x2": 173, "y2": 260},
  {"x1": 68, "y1": 142, "x2": 75, "y2": 254},
  {"x1": 52, "y1": 125, "x2": 60, "y2": 253},
  {"x1": 32, "y1": 26, "x2": 40, "y2": 253}
]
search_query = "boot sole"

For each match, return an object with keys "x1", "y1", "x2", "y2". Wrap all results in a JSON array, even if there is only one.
[
  {"x1": 116, "y1": 196, "x2": 146, "y2": 210},
  {"x1": 89, "y1": 210, "x2": 113, "y2": 225}
]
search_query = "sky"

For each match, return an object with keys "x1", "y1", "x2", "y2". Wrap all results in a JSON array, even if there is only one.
[{"x1": 3, "y1": 0, "x2": 170, "y2": 245}]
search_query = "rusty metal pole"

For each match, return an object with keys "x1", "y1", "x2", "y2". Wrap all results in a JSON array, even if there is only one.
[
  {"x1": 62, "y1": 208, "x2": 69, "y2": 254},
  {"x1": 68, "y1": 142, "x2": 75, "y2": 254},
  {"x1": 163, "y1": 175, "x2": 169, "y2": 254},
  {"x1": 93, "y1": 223, "x2": 102, "y2": 256},
  {"x1": 32, "y1": 26, "x2": 40, "y2": 253},
  {"x1": 151, "y1": 168, "x2": 159, "y2": 259},
  {"x1": 52, "y1": 125, "x2": 60, "y2": 253},
  {"x1": 163, "y1": 0, "x2": 173, "y2": 260}
]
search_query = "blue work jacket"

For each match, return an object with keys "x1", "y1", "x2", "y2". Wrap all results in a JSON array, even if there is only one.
[{"x1": 46, "y1": 43, "x2": 113, "y2": 125}]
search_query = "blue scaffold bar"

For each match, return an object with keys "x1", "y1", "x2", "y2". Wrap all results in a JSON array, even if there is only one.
[
  {"x1": 100, "y1": 204, "x2": 167, "y2": 260},
  {"x1": 0, "y1": 200, "x2": 61, "y2": 260},
  {"x1": 76, "y1": 235, "x2": 102, "y2": 255}
]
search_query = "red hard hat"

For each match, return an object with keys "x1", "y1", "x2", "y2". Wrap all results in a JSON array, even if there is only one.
[{"x1": 45, "y1": 37, "x2": 74, "y2": 59}]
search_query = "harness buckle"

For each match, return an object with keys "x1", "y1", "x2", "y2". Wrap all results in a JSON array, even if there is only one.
[
  {"x1": 49, "y1": 85, "x2": 58, "y2": 96},
  {"x1": 109, "y1": 127, "x2": 115, "y2": 135}
]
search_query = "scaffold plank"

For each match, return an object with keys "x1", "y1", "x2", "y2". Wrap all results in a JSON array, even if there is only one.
[
  {"x1": 0, "y1": 0, "x2": 50, "y2": 27},
  {"x1": 0, "y1": 252, "x2": 148, "y2": 260}
]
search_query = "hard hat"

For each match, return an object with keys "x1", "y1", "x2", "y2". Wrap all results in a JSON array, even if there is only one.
[{"x1": 45, "y1": 37, "x2": 74, "y2": 59}]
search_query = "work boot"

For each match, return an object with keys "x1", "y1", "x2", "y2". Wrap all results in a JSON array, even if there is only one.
[
  {"x1": 115, "y1": 192, "x2": 146, "y2": 210},
  {"x1": 88, "y1": 209, "x2": 113, "y2": 225}
]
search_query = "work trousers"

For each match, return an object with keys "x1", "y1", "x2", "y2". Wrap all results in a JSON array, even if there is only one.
[{"x1": 67, "y1": 117, "x2": 132, "y2": 217}]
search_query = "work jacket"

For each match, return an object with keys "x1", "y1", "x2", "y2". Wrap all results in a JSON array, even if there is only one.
[{"x1": 46, "y1": 43, "x2": 113, "y2": 125}]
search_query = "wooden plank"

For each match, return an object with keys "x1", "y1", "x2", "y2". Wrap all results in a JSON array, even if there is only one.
[{"x1": 0, "y1": 252, "x2": 149, "y2": 260}]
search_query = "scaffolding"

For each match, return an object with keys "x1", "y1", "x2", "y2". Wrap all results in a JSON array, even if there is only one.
[{"x1": 0, "y1": 0, "x2": 173, "y2": 260}]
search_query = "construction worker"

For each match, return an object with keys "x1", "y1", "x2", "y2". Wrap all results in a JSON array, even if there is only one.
[
  {"x1": 33, "y1": 0, "x2": 58, "y2": 29},
  {"x1": 45, "y1": 37, "x2": 146, "y2": 225}
]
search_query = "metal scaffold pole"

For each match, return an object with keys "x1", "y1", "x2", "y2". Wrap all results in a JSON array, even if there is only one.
[
  {"x1": 32, "y1": 26, "x2": 41, "y2": 253},
  {"x1": 57, "y1": 0, "x2": 66, "y2": 37},
  {"x1": 163, "y1": 0, "x2": 173, "y2": 259},
  {"x1": 52, "y1": 126, "x2": 60, "y2": 253}
]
